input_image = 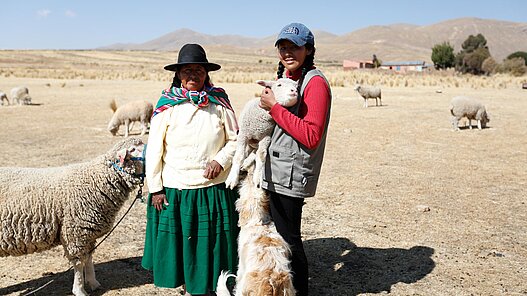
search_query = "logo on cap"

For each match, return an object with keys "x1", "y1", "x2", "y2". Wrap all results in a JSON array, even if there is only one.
[{"x1": 283, "y1": 26, "x2": 300, "y2": 35}]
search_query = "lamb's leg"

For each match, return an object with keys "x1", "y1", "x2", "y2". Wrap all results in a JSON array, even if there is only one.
[
  {"x1": 253, "y1": 136, "x2": 271, "y2": 187},
  {"x1": 71, "y1": 259, "x2": 89, "y2": 296},
  {"x1": 240, "y1": 152, "x2": 256, "y2": 171},
  {"x1": 375, "y1": 97, "x2": 379, "y2": 106},
  {"x1": 85, "y1": 253, "x2": 101, "y2": 291},
  {"x1": 225, "y1": 141, "x2": 250, "y2": 189},
  {"x1": 477, "y1": 120, "x2": 483, "y2": 130},
  {"x1": 468, "y1": 119, "x2": 473, "y2": 129},
  {"x1": 363, "y1": 98, "x2": 368, "y2": 108},
  {"x1": 379, "y1": 94, "x2": 382, "y2": 106}
]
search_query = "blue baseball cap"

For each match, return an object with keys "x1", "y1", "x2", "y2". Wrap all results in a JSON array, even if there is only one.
[{"x1": 275, "y1": 23, "x2": 315, "y2": 47}]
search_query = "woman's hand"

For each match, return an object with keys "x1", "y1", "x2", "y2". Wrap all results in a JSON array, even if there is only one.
[
  {"x1": 151, "y1": 191, "x2": 168, "y2": 211},
  {"x1": 259, "y1": 87, "x2": 277, "y2": 110},
  {"x1": 204, "y1": 160, "x2": 223, "y2": 179}
]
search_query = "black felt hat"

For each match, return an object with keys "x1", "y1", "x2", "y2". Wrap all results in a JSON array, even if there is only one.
[{"x1": 164, "y1": 43, "x2": 221, "y2": 72}]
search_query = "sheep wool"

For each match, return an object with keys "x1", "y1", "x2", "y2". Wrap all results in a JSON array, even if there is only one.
[
  {"x1": 10, "y1": 86, "x2": 31, "y2": 105},
  {"x1": 449, "y1": 96, "x2": 489, "y2": 130},
  {"x1": 108, "y1": 99, "x2": 154, "y2": 137},
  {"x1": 354, "y1": 84, "x2": 382, "y2": 107},
  {"x1": 225, "y1": 78, "x2": 298, "y2": 189},
  {"x1": 0, "y1": 137, "x2": 145, "y2": 296}
]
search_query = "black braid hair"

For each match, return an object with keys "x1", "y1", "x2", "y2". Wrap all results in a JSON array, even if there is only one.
[{"x1": 276, "y1": 44, "x2": 316, "y2": 95}]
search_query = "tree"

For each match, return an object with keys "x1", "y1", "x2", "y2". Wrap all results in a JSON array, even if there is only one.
[
  {"x1": 481, "y1": 57, "x2": 498, "y2": 75},
  {"x1": 455, "y1": 34, "x2": 491, "y2": 74},
  {"x1": 498, "y1": 57, "x2": 527, "y2": 77},
  {"x1": 372, "y1": 54, "x2": 382, "y2": 68},
  {"x1": 431, "y1": 42, "x2": 455, "y2": 69},
  {"x1": 506, "y1": 51, "x2": 527, "y2": 66},
  {"x1": 462, "y1": 47, "x2": 491, "y2": 75},
  {"x1": 461, "y1": 33, "x2": 487, "y2": 52}
]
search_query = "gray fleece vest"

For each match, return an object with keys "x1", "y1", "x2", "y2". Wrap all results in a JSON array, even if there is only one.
[{"x1": 261, "y1": 69, "x2": 331, "y2": 198}]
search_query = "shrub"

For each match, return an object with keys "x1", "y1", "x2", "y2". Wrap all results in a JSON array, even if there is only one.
[
  {"x1": 431, "y1": 42, "x2": 455, "y2": 69},
  {"x1": 498, "y1": 57, "x2": 527, "y2": 77},
  {"x1": 507, "y1": 51, "x2": 527, "y2": 66},
  {"x1": 481, "y1": 57, "x2": 498, "y2": 75}
]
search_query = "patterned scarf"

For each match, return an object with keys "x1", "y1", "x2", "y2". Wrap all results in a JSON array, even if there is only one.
[{"x1": 152, "y1": 84, "x2": 233, "y2": 117}]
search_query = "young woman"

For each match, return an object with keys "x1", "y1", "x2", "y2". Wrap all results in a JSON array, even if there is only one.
[
  {"x1": 142, "y1": 43, "x2": 239, "y2": 296},
  {"x1": 260, "y1": 23, "x2": 332, "y2": 296}
]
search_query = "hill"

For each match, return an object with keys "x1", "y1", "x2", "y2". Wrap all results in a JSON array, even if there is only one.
[{"x1": 100, "y1": 17, "x2": 527, "y2": 63}]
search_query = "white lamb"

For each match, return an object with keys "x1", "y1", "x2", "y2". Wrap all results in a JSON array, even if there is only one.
[
  {"x1": 0, "y1": 91, "x2": 8, "y2": 106},
  {"x1": 449, "y1": 96, "x2": 490, "y2": 130},
  {"x1": 225, "y1": 78, "x2": 298, "y2": 189},
  {"x1": 0, "y1": 137, "x2": 146, "y2": 296},
  {"x1": 354, "y1": 84, "x2": 382, "y2": 107},
  {"x1": 108, "y1": 99, "x2": 154, "y2": 137},
  {"x1": 10, "y1": 86, "x2": 32, "y2": 105}
]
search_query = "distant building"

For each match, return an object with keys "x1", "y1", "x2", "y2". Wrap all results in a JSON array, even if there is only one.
[
  {"x1": 380, "y1": 61, "x2": 428, "y2": 72},
  {"x1": 343, "y1": 59, "x2": 375, "y2": 70}
]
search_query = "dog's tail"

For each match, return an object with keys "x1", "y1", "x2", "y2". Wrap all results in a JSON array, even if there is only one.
[{"x1": 216, "y1": 270, "x2": 236, "y2": 296}]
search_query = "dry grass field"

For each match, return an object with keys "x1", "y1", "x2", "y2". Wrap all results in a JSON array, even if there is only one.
[{"x1": 0, "y1": 51, "x2": 526, "y2": 296}]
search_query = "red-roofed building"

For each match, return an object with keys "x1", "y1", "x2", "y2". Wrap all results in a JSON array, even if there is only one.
[{"x1": 343, "y1": 60, "x2": 375, "y2": 71}]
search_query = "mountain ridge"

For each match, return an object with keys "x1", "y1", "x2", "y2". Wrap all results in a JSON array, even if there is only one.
[{"x1": 99, "y1": 17, "x2": 527, "y2": 63}]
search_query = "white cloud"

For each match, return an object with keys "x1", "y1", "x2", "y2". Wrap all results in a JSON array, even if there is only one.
[
  {"x1": 37, "y1": 9, "x2": 51, "y2": 18},
  {"x1": 65, "y1": 10, "x2": 77, "y2": 18}
]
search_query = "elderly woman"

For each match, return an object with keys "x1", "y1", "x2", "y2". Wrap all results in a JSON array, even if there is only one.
[{"x1": 142, "y1": 43, "x2": 239, "y2": 296}]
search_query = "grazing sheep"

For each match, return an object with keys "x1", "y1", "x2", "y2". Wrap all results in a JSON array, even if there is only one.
[
  {"x1": 354, "y1": 84, "x2": 382, "y2": 107},
  {"x1": 0, "y1": 91, "x2": 8, "y2": 106},
  {"x1": 108, "y1": 99, "x2": 153, "y2": 137},
  {"x1": 225, "y1": 78, "x2": 298, "y2": 189},
  {"x1": 0, "y1": 138, "x2": 146, "y2": 296},
  {"x1": 10, "y1": 86, "x2": 32, "y2": 105},
  {"x1": 449, "y1": 96, "x2": 490, "y2": 130}
]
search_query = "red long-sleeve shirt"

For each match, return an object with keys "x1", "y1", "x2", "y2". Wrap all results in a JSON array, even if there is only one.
[{"x1": 269, "y1": 69, "x2": 331, "y2": 150}]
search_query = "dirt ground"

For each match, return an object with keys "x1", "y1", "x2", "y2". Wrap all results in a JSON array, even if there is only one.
[{"x1": 0, "y1": 76, "x2": 526, "y2": 296}]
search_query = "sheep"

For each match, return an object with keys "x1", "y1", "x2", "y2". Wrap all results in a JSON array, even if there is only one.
[
  {"x1": 225, "y1": 78, "x2": 298, "y2": 189},
  {"x1": 10, "y1": 86, "x2": 32, "y2": 105},
  {"x1": 0, "y1": 91, "x2": 8, "y2": 106},
  {"x1": 449, "y1": 96, "x2": 490, "y2": 130},
  {"x1": 354, "y1": 84, "x2": 382, "y2": 107},
  {"x1": 0, "y1": 137, "x2": 146, "y2": 296},
  {"x1": 108, "y1": 99, "x2": 153, "y2": 137}
]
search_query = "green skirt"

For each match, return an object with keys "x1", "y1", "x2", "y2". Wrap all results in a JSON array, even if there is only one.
[{"x1": 142, "y1": 183, "x2": 239, "y2": 294}]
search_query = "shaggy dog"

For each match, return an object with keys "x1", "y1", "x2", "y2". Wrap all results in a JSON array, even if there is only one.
[{"x1": 217, "y1": 155, "x2": 295, "y2": 296}]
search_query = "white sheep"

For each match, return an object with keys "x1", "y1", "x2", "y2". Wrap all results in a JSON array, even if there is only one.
[
  {"x1": 10, "y1": 86, "x2": 32, "y2": 105},
  {"x1": 449, "y1": 96, "x2": 490, "y2": 130},
  {"x1": 0, "y1": 137, "x2": 146, "y2": 296},
  {"x1": 0, "y1": 91, "x2": 8, "y2": 106},
  {"x1": 225, "y1": 78, "x2": 298, "y2": 189},
  {"x1": 108, "y1": 99, "x2": 153, "y2": 137},
  {"x1": 354, "y1": 84, "x2": 382, "y2": 107}
]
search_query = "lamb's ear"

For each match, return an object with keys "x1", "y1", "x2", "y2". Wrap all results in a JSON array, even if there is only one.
[
  {"x1": 256, "y1": 80, "x2": 274, "y2": 88},
  {"x1": 116, "y1": 148, "x2": 130, "y2": 166}
]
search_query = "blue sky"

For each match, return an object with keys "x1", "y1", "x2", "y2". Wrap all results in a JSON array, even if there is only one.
[{"x1": 0, "y1": 0, "x2": 525, "y2": 49}]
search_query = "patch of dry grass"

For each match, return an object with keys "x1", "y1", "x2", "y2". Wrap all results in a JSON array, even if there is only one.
[{"x1": 1, "y1": 50, "x2": 525, "y2": 89}]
